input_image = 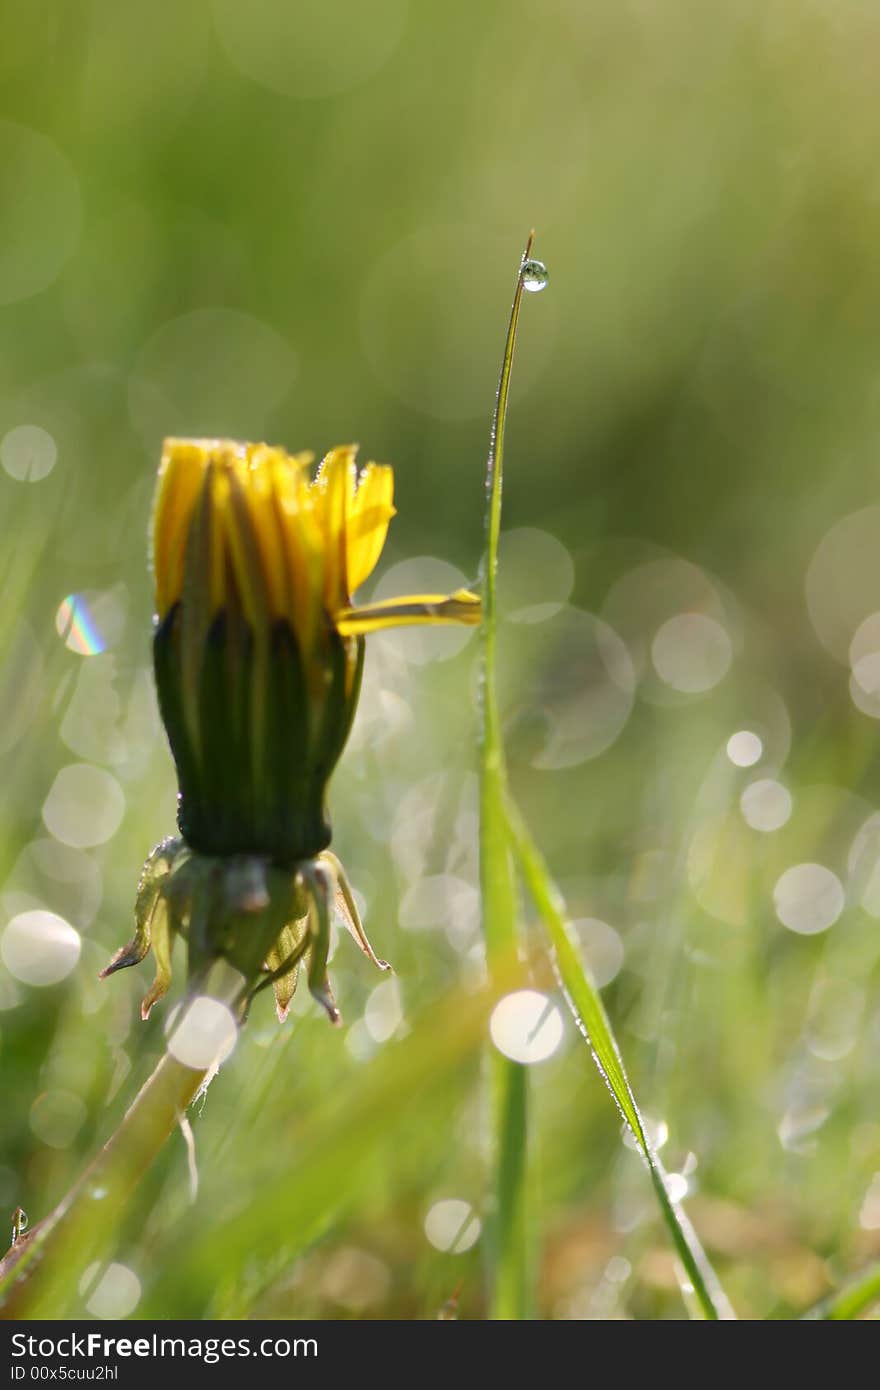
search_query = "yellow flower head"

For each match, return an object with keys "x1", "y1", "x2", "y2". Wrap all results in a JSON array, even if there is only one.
[{"x1": 151, "y1": 438, "x2": 480, "y2": 865}]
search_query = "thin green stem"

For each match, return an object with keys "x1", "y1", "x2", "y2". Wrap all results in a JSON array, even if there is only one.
[
  {"x1": 479, "y1": 230, "x2": 534, "y2": 961},
  {"x1": 478, "y1": 234, "x2": 536, "y2": 1319},
  {"x1": 472, "y1": 234, "x2": 734, "y2": 1322}
]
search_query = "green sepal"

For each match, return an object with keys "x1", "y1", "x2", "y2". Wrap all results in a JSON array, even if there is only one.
[
  {"x1": 319, "y1": 849, "x2": 390, "y2": 973},
  {"x1": 263, "y1": 620, "x2": 317, "y2": 862},
  {"x1": 153, "y1": 606, "x2": 202, "y2": 837},
  {"x1": 99, "y1": 837, "x2": 185, "y2": 1020},
  {"x1": 191, "y1": 610, "x2": 254, "y2": 856},
  {"x1": 99, "y1": 836, "x2": 181, "y2": 978},
  {"x1": 309, "y1": 631, "x2": 364, "y2": 810},
  {"x1": 264, "y1": 918, "x2": 309, "y2": 1022},
  {"x1": 139, "y1": 901, "x2": 175, "y2": 1021}
]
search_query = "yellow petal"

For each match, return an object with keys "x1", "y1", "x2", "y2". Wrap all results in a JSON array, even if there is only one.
[
  {"x1": 273, "y1": 452, "x2": 324, "y2": 652},
  {"x1": 152, "y1": 440, "x2": 210, "y2": 617},
  {"x1": 244, "y1": 446, "x2": 294, "y2": 619},
  {"x1": 188, "y1": 461, "x2": 228, "y2": 620},
  {"x1": 335, "y1": 589, "x2": 482, "y2": 636},
  {"x1": 313, "y1": 446, "x2": 357, "y2": 606},
  {"x1": 223, "y1": 462, "x2": 272, "y2": 629},
  {"x1": 347, "y1": 463, "x2": 395, "y2": 594}
]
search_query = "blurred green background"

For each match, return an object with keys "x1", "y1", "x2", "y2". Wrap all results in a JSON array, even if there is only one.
[{"x1": 2, "y1": 0, "x2": 880, "y2": 1319}]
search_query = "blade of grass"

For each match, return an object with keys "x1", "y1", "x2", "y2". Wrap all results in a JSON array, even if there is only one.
[
  {"x1": 505, "y1": 798, "x2": 736, "y2": 1321},
  {"x1": 478, "y1": 230, "x2": 534, "y2": 963},
  {"x1": 478, "y1": 232, "x2": 536, "y2": 1320},
  {"x1": 477, "y1": 235, "x2": 735, "y2": 1321}
]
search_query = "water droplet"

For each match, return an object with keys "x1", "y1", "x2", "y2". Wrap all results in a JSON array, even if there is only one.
[
  {"x1": 12, "y1": 1208, "x2": 27, "y2": 1245},
  {"x1": 521, "y1": 258, "x2": 548, "y2": 292}
]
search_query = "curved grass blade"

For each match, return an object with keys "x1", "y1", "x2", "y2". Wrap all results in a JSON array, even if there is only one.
[
  {"x1": 505, "y1": 798, "x2": 736, "y2": 1321},
  {"x1": 478, "y1": 234, "x2": 536, "y2": 1319},
  {"x1": 478, "y1": 230, "x2": 534, "y2": 963},
  {"x1": 480, "y1": 234, "x2": 734, "y2": 1320}
]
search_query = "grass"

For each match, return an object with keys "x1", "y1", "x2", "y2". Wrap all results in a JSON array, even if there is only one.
[{"x1": 478, "y1": 237, "x2": 734, "y2": 1321}]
